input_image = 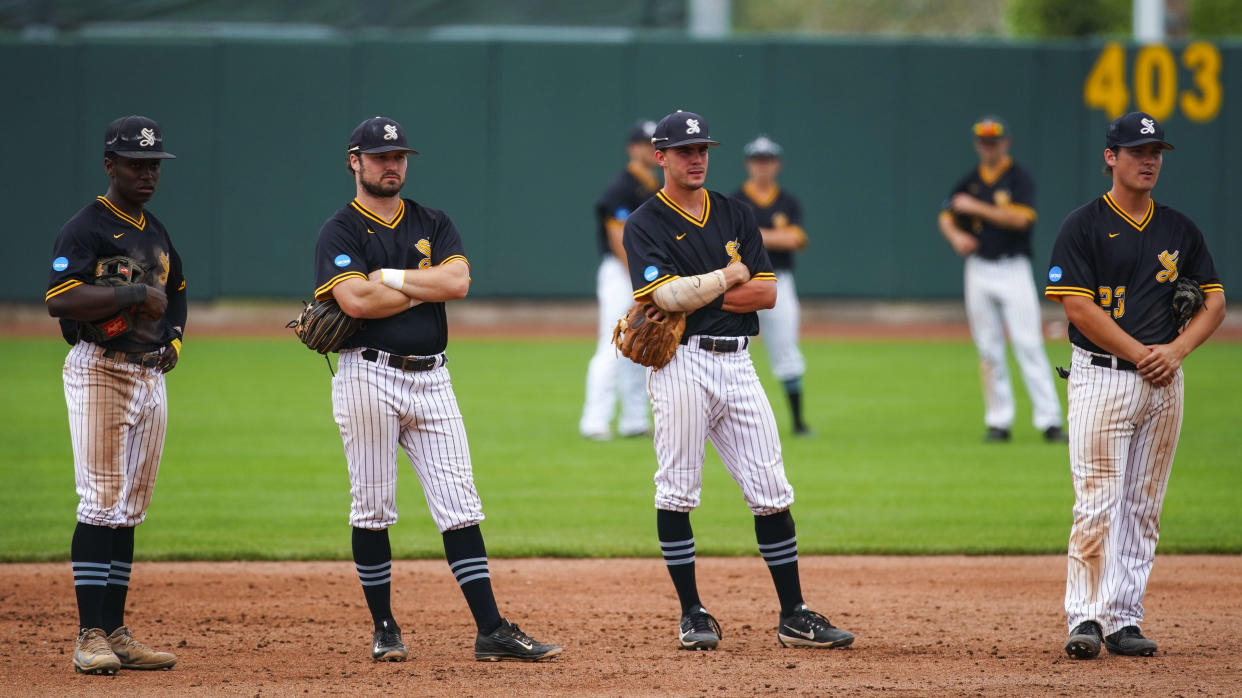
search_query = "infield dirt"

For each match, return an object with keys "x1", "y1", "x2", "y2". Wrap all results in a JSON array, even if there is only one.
[{"x1": 2, "y1": 555, "x2": 1238, "y2": 696}]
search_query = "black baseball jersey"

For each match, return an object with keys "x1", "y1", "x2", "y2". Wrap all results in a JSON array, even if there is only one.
[
  {"x1": 45, "y1": 195, "x2": 187, "y2": 350},
  {"x1": 314, "y1": 197, "x2": 467, "y2": 357},
  {"x1": 731, "y1": 183, "x2": 804, "y2": 271},
  {"x1": 624, "y1": 189, "x2": 776, "y2": 340},
  {"x1": 595, "y1": 163, "x2": 658, "y2": 257},
  {"x1": 1045, "y1": 193, "x2": 1224, "y2": 353},
  {"x1": 943, "y1": 158, "x2": 1037, "y2": 260}
]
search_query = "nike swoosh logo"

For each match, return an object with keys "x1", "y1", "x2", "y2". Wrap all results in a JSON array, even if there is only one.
[
  {"x1": 367, "y1": 228, "x2": 376, "y2": 235},
  {"x1": 1109, "y1": 233, "x2": 1120, "y2": 238},
  {"x1": 676, "y1": 233, "x2": 687, "y2": 240},
  {"x1": 783, "y1": 625, "x2": 816, "y2": 640},
  {"x1": 515, "y1": 639, "x2": 533, "y2": 650},
  {"x1": 679, "y1": 628, "x2": 692, "y2": 641},
  {"x1": 113, "y1": 233, "x2": 124, "y2": 238}
]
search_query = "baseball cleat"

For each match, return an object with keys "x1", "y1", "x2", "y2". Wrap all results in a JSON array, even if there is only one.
[
  {"x1": 474, "y1": 619, "x2": 561, "y2": 662},
  {"x1": 1104, "y1": 625, "x2": 1157, "y2": 657},
  {"x1": 371, "y1": 619, "x2": 408, "y2": 661},
  {"x1": 983, "y1": 427, "x2": 1011, "y2": 442},
  {"x1": 1065, "y1": 620, "x2": 1103, "y2": 659},
  {"x1": 1043, "y1": 426, "x2": 1069, "y2": 443},
  {"x1": 108, "y1": 626, "x2": 177, "y2": 670},
  {"x1": 74, "y1": 627, "x2": 121, "y2": 675},
  {"x1": 777, "y1": 604, "x2": 854, "y2": 649},
  {"x1": 678, "y1": 605, "x2": 722, "y2": 650}
]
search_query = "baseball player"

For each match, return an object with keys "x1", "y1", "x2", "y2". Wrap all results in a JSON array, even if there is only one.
[
  {"x1": 731, "y1": 135, "x2": 811, "y2": 435},
  {"x1": 938, "y1": 115, "x2": 1067, "y2": 443},
  {"x1": 44, "y1": 116, "x2": 184, "y2": 675},
  {"x1": 579, "y1": 119, "x2": 659, "y2": 440},
  {"x1": 622, "y1": 110, "x2": 854, "y2": 651},
  {"x1": 313, "y1": 116, "x2": 560, "y2": 663},
  {"x1": 1047, "y1": 111, "x2": 1225, "y2": 659}
]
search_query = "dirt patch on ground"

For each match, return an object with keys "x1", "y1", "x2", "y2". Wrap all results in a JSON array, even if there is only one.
[{"x1": 2, "y1": 556, "x2": 1238, "y2": 697}]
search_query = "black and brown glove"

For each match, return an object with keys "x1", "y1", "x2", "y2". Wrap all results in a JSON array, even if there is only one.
[
  {"x1": 612, "y1": 302, "x2": 686, "y2": 370},
  {"x1": 1171, "y1": 277, "x2": 1205, "y2": 331},
  {"x1": 287, "y1": 298, "x2": 362, "y2": 354},
  {"x1": 82, "y1": 256, "x2": 147, "y2": 342}
]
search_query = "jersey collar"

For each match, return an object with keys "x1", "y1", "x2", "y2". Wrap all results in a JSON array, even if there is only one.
[
  {"x1": 742, "y1": 181, "x2": 780, "y2": 208},
  {"x1": 96, "y1": 195, "x2": 146, "y2": 230},
  {"x1": 351, "y1": 198, "x2": 405, "y2": 229},
  {"x1": 656, "y1": 189, "x2": 710, "y2": 228},
  {"x1": 627, "y1": 162, "x2": 659, "y2": 193},
  {"x1": 977, "y1": 157, "x2": 1012, "y2": 187},
  {"x1": 1102, "y1": 192, "x2": 1154, "y2": 231}
]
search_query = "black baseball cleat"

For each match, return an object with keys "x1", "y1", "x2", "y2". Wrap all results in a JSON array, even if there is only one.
[
  {"x1": 1043, "y1": 426, "x2": 1069, "y2": 443},
  {"x1": 1064, "y1": 620, "x2": 1103, "y2": 659},
  {"x1": 1104, "y1": 625, "x2": 1157, "y2": 657},
  {"x1": 678, "y1": 605, "x2": 722, "y2": 650},
  {"x1": 371, "y1": 618, "x2": 408, "y2": 661},
  {"x1": 778, "y1": 603, "x2": 854, "y2": 649},
  {"x1": 983, "y1": 427, "x2": 1011, "y2": 443},
  {"x1": 474, "y1": 619, "x2": 562, "y2": 662}
]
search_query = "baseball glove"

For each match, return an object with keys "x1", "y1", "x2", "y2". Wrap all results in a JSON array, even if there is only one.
[
  {"x1": 287, "y1": 298, "x2": 362, "y2": 354},
  {"x1": 83, "y1": 256, "x2": 147, "y2": 342},
  {"x1": 1171, "y1": 277, "x2": 1205, "y2": 330},
  {"x1": 612, "y1": 302, "x2": 686, "y2": 369}
]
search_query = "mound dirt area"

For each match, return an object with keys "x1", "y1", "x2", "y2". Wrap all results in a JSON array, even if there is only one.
[{"x1": 1, "y1": 556, "x2": 1238, "y2": 697}]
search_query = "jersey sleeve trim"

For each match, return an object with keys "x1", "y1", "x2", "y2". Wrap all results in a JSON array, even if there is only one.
[
  {"x1": 314, "y1": 270, "x2": 368, "y2": 300},
  {"x1": 633, "y1": 274, "x2": 678, "y2": 299},
  {"x1": 1201, "y1": 283, "x2": 1224, "y2": 293},
  {"x1": 1044, "y1": 286, "x2": 1094, "y2": 299},
  {"x1": 45, "y1": 279, "x2": 84, "y2": 301},
  {"x1": 439, "y1": 255, "x2": 469, "y2": 267},
  {"x1": 751, "y1": 272, "x2": 777, "y2": 281},
  {"x1": 1005, "y1": 203, "x2": 1038, "y2": 222}
]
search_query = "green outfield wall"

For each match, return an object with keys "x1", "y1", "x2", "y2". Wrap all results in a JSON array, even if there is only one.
[{"x1": 5, "y1": 36, "x2": 1237, "y2": 301}]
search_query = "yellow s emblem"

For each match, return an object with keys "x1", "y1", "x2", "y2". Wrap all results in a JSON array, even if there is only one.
[
  {"x1": 158, "y1": 252, "x2": 169, "y2": 286},
  {"x1": 416, "y1": 238, "x2": 432, "y2": 270},
  {"x1": 773, "y1": 212, "x2": 789, "y2": 228},
  {"x1": 725, "y1": 240, "x2": 741, "y2": 264},
  {"x1": 1156, "y1": 249, "x2": 1179, "y2": 282},
  {"x1": 993, "y1": 190, "x2": 1012, "y2": 206}
]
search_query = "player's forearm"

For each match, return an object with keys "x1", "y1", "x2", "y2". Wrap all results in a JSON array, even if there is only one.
[
  {"x1": 46, "y1": 283, "x2": 143, "y2": 321},
  {"x1": 332, "y1": 278, "x2": 414, "y2": 319},
  {"x1": 379, "y1": 262, "x2": 470, "y2": 303},
  {"x1": 1171, "y1": 292, "x2": 1226, "y2": 358},
  {"x1": 974, "y1": 203, "x2": 1034, "y2": 231},
  {"x1": 937, "y1": 212, "x2": 964, "y2": 241},
  {"x1": 1062, "y1": 296, "x2": 1148, "y2": 363},
  {"x1": 605, "y1": 220, "x2": 628, "y2": 264},
  {"x1": 760, "y1": 226, "x2": 805, "y2": 251},
  {"x1": 165, "y1": 285, "x2": 187, "y2": 338},
  {"x1": 651, "y1": 270, "x2": 727, "y2": 312},
  {"x1": 721, "y1": 279, "x2": 776, "y2": 313}
]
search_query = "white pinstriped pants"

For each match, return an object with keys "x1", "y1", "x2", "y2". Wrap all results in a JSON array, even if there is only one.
[
  {"x1": 332, "y1": 348, "x2": 484, "y2": 532},
  {"x1": 757, "y1": 270, "x2": 806, "y2": 381},
  {"x1": 1064, "y1": 346, "x2": 1184, "y2": 634},
  {"x1": 648, "y1": 337, "x2": 794, "y2": 514},
  {"x1": 64, "y1": 342, "x2": 167, "y2": 527}
]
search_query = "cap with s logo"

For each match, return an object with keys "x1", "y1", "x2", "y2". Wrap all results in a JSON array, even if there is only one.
[
  {"x1": 1106, "y1": 111, "x2": 1174, "y2": 150},
  {"x1": 348, "y1": 116, "x2": 419, "y2": 155},
  {"x1": 104, "y1": 115, "x2": 176, "y2": 159},
  {"x1": 743, "y1": 134, "x2": 782, "y2": 158},
  {"x1": 627, "y1": 119, "x2": 657, "y2": 144},
  {"x1": 971, "y1": 115, "x2": 1007, "y2": 141},
  {"x1": 651, "y1": 110, "x2": 720, "y2": 150}
]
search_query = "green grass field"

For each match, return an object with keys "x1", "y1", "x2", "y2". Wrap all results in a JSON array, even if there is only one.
[{"x1": 2, "y1": 336, "x2": 1238, "y2": 561}]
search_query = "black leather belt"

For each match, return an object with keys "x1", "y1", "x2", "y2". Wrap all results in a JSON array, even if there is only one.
[
  {"x1": 1090, "y1": 355, "x2": 1136, "y2": 371},
  {"x1": 102, "y1": 348, "x2": 162, "y2": 368},
  {"x1": 697, "y1": 337, "x2": 749, "y2": 353},
  {"x1": 361, "y1": 349, "x2": 444, "y2": 372}
]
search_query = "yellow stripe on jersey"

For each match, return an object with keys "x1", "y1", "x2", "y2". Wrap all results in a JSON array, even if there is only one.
[
  {"x1": 350, "y1": 199, "x2": 406, "y2": 229},
  {"x1": 656, "y1": 190, "x2": 710, "y2": 228},
  {"x1": 742, "y1": 182, "x2": 780, "y2": 209},
  {"x1": 633, "y1": 274, "x2": 678, "y2": 299},
  {"x1": 314, "y1": 270, "x2": 368, "y2": 299},
  {"x1": 1044, "y1": 286, "x2": 1094, "y2": 301},
  {"x1": 1005, "y1": 202, "x2": 1038, "y2": 222},
  {"x1": 1102, "y1": 193, "x2": 1153, "y2": 231},
  {"x1": 440, "y1": 255, "x2": 469, "y2": 267},
  {"x1": 752, "y1": 272, "x2": 777, "y2": 281},
  {"x1": 45, "y1": 278, "x2": 83, "y2": 301},
  {"x1": 1201, "y1": 284, "x2": 1224, "y2": 293},
  {"x1": 170, "y1": 338, "x2": 182, "y2": 356},
  {"x1": 96, "y1": 196, "x2": 146, "y2": 230},
  {"x1": 177, "y1": 280, "x2": 186, "y2": 291}
]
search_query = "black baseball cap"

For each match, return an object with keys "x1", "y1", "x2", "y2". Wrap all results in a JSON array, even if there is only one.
[
  {"x1": 1106, "y1": 111, "x2": 1174, "y2": 150},
  {"x1": 347, "y1": 116, "x2": 418, "y2": 155},
  {"x1": 971, "y1": 115, "x2": 1007, "y2": 140},
  {"x1": 628, "y1": 119, "x2": 657, "y2": 144},
  {"x1": 743, "y1": 134, "x2": 782, "y2": 158},
  {"x1": 104, "y1": 115, "x2": 175, "y2": 159},
  {"x1": 651, "y1": 110, "x2": 720, "y2": 150}
]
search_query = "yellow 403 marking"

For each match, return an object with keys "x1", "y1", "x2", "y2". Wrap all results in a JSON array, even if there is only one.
[{"x1": 1084, "y1": 41, "x2": 1222, "y2": 122}]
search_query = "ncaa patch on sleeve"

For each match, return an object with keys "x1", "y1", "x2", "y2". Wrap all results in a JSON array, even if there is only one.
[
  {"x1": 334, "y1": 254, "x2": 351, "y2": 268},
  {"x1": 52, "y1": 256, "x2": 69, "y2": 271},
  {"x1": 615, "y1": 207, "x2": 631, "y2": 221},
  {"x1": 1048, "y1": 266, "x2": 1063, "y2": 282},
  {"x1": 644, "y1": 265, "x2": 659, "y2": 282}
]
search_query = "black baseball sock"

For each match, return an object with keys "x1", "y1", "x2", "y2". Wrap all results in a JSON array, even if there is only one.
[
  {"x1": 755, "y1": 510, "x2": 804, "y2": 617},
  {"x1": 442, "y1": 525, "x2": 502, "y2": 635},
  {"x1": 102, "y1": 526, "x2": 135, "y2": 634},
  {"x1": 71, "y1": 522, "x2": 113, "y2": 631},
  {"x1": 352, "y1": 527, "x2": 394, "y2": 628},
  {"x1": 782, "y1": 377, "x2": 805, "y2": 431},
  {"x1": 657, "y1": 509, "x2": 702, "y2": 614}
]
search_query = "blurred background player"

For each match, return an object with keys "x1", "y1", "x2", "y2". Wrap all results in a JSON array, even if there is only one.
[
  {"x1": 938, "y1": 115, "x2": 1066, "y2": 443},
  {"x1": 732, "y1": 135, "x2": 811, "y2": 435},
  {"x1": 579, "y1": 119, "x2": 659, "y2": 440}
]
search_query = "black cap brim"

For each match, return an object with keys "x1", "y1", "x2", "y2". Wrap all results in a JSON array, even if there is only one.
[
  {"x1": 351, "y1": 145, "x2": 419, "y2": 155},
  {"x1": 111, "y1": 150, "x2": 176, "y2": 159},
  {"x1": 653, "y1": 137, "x2": 720, "y2": 150},
  {"x1": 1111, "y1": 137, "x2": 1174, "y2": 150}
]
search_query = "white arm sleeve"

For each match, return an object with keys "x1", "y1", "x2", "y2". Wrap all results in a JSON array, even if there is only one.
[{"x1": 651, "y1": 269, "x2": 728, "y2": 312}]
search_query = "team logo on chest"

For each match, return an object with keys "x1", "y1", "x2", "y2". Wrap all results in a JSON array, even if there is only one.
[
  {"x1": 1156, "y1": 250, "x2": 1179, "y2": 282},
  {"x1": 158, "y1": 252, "x2": 170, "y2": 285},
  {"x1": 416, "y1": 238, "x2": 432, "y2": 269},
  {"x1": 772, "y1": 212, "x2": 789, "y2": 228},
  {"x1": 725, "y1": 240, "x2": 741, "y2": 264},
  {"x1": 993, "y1": 189, "x2": 1011, "y2": 206}
]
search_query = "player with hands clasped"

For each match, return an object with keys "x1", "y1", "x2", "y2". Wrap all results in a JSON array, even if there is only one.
[
  {"x1": 732, "y1": 135, "x2": 811, "y2": 435},
  {"x1": 313, "y1": 117, "x2": 561, "y2": 663},
  {"x1": 622, "y1": 110, "x2": 854, "y2": 651},
  {"x1": 45, "y1": 116, "x2": 186, "y2": 675},
  {"x1": 579, "y1": 119, "x2": 659, "y2": 440},
  {"x1": 939, "y1": 116, "x2": 1067, "y2": 443},
  {"x1": 1045, "y1": 112, "x2": 1225, "y2": 660}
]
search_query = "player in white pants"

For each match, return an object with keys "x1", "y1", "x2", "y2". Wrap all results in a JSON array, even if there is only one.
[
  {"x1": 1047, "y1": 112, "x2": 1224, "y2": 659},
  {"x1": 580, "y1": 120, "x2": 659, "y2": 440},
  {"x1": 939, "y1": 115, "x2": 1066, "y2": 443}
]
